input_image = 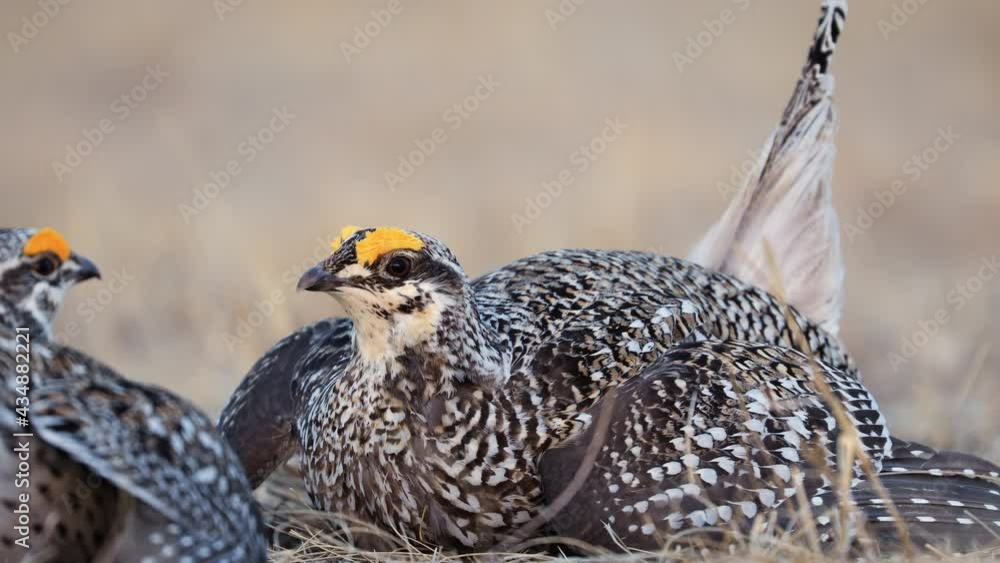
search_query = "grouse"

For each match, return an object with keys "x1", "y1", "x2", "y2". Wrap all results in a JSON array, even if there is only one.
[
  {"x1": 0, "y1": 228, "x2": 267, "y2": 562},
  {"x1": 282, "y1": 225, "x2": 884, "y2": 550}
]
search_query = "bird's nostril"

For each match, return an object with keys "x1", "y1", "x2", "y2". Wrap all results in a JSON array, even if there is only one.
[
  {"x1": 71, "y1": 256, "x2": 101, "y2": 282},
  {"x1": 297, "y1": 265, "x2": 346, "y2": 292}
]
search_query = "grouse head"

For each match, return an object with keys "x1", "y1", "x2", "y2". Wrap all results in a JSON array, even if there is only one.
[
  {"x1": 0, "y1": 227, "x2": 100, "y2": 337},
  {"x1": 297, "y1": 226, "x2": 478, "y2": 354}
]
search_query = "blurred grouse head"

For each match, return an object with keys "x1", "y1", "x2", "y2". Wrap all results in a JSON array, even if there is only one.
[{"x1": 0, "y1": 227, "x2": 101, "y2": 337}]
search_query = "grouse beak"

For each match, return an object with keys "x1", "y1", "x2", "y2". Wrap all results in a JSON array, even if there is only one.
[
  {"x1": 297, "y1": 264, "x2": 346, "y2": 293},
  {"x1": 68, "y1": 254, "x2": 101, "y2": 283}
]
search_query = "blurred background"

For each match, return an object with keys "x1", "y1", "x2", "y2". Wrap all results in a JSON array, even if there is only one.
[{"x1": 1, "y1": 1, "x2": 996, "y2": 457}]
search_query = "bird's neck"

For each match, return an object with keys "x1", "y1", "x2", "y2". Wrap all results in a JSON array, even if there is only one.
[
  {"x1": 348, "y1": 292, "x2": 508, "y2": 399},
  {"x1": 0, "y1": 299, "x2": 52, "y2": 341}
]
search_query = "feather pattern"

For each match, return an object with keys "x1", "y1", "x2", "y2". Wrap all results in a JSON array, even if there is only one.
[
  {"x1": 0, "y1": 226, "x2": 267, "y2": 563},
  {"x1": 540, "y1": 339, "x2": 887, "y2": 549},
  {"x1": 0, "y1": 334, "x2": 268, "y2": 562}
]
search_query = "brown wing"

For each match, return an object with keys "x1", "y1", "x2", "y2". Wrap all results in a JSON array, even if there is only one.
[{"x1": 217, "y1": 317, "x2": 353, "y2": 488}]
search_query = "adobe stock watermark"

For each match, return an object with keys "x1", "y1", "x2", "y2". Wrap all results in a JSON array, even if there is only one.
[
  {"x1": 887, "y1": 255, "x2": 999, "y2": 372},
  {"x1": 7, "y1": 0, "x2": 72, "y2": 54},
  {"x1": 878, "y1": 0, "x2": 932, "y2": 41},
  {"x1": 50, "y1": 65, "x2": 169, "y2": 183},
  {"x1": 213, "y1": 0, "x2": 245, "y2": 22},
  {"x1": 223, "y1": 235, "x2": 338, "y2": 352},
  {"x1": 545, "y1": 0, "x2": 588, "y2": 31},
  {"x1": 178, "y1": 107, "x2": 296, "y2": 223},
  {"x1": 52, "y1": 269, "x2": 137, "y2": 343},
  {"x1": 715, "y1": 147, "x2": 767, "y2": 201},
  {"x1": 340, "y1": 0, "x2": 413, "y2": 63},
  {"x1": 384, "y1": 74, "x2": 501, "y2": 192},
  {"x1": 843, "y1": 126, "x2": 959, "y2": 244},
  {"x1": 511, "y1": 116, "x2": 628, "y2": 233},
  {"x1": 673, "y1": 0, "x2": 751, "y2": 73}
]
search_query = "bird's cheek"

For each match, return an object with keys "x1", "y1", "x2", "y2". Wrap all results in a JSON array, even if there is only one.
[
  {"x1": 334, "y1": 288, "x2": 381, "y2": 316},
  {"x1": 338, "y1": 263, "x2": 373, "y2": 279}
]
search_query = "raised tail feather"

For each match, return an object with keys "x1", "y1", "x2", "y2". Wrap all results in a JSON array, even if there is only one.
[{"x1": 689, "y1": 0, "x2": 847, "y2": 336}]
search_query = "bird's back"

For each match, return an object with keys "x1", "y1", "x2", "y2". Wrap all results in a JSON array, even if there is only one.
[{"x1": 0, "y1": 330, "x2": 268, "y2": 562}]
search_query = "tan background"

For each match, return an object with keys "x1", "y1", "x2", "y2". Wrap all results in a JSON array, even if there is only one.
[{"x1": 1, "y1": 1, "x2": 996, "y2": 458}]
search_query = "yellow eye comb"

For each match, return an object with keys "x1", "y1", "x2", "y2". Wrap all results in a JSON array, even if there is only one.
[
  {"x1": 23, "y1": 228, "x2": 71, "y2": 262},
  {"x1": 355, "y1": 227, "x2": 424, "y2": 266}
]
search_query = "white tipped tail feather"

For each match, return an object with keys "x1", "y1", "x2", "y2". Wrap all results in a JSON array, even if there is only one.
[{"x1": 689, "y1": 0, "x2": 847, "y2": 336}]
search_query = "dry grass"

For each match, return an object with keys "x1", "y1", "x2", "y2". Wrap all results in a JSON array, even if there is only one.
[
  {"x1": 255, "y1": 472, "x2": 1000, "y2": 562},
  {"x1": 260, "y1": 507, "x2": 1000, "y2": 563},
  {"x1": 267, "y1": 533, "x2": 1000, "y2": 563}
]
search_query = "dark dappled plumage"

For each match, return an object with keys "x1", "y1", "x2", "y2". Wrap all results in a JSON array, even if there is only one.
[
  {"x1": 218, "y1": 0, "x2": 999, "y2": 555},
  {"x1": 221, "y1": 226, "x2": 877, "y2": 550},
  {"x1": 539, "y1": 340, "x2": 888, "y2": 549},
  {"x1": 0, "y1": 228, "x2": 267, "y2": 563},
  {"x1": 820, "y1": 439, "x2": 1000, "y2": 555},
  {"x1": 219, "y1": 317, "x2": 353, "y2": 489}
]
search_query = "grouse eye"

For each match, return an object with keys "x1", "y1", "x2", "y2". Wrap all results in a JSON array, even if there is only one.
[
  {"x1": 32, "y1": 255, "x2": 59, "y2": 278},
  {"x1": 385, "y1": 255, "x2": 412, "y2": 278}
]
